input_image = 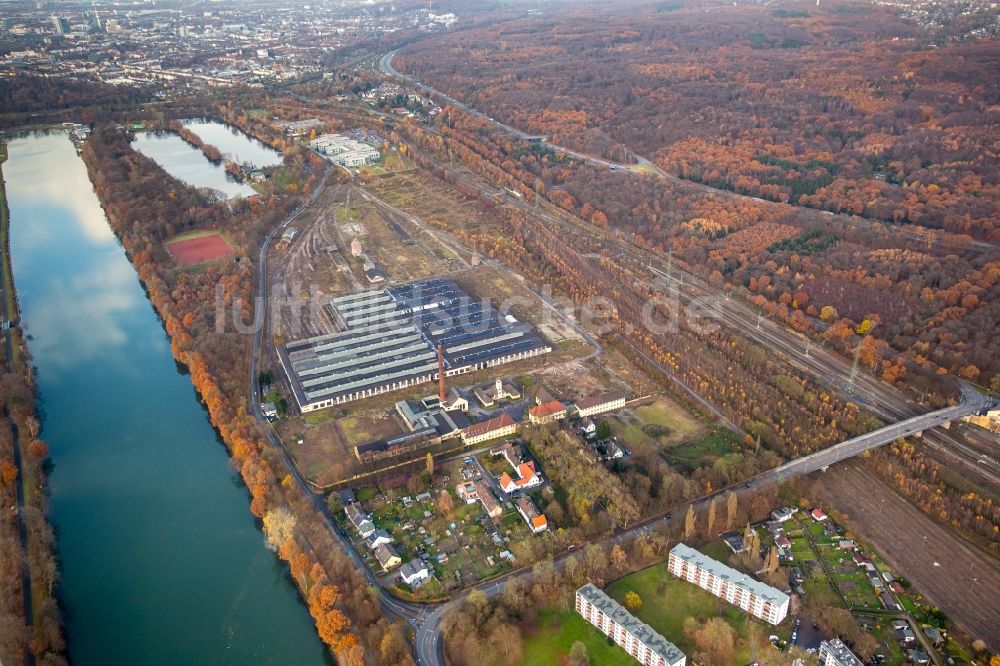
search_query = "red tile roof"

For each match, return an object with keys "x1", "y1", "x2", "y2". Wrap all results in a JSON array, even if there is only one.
[{"x1": 529, "y1": 400, "x2": 566, "y2": 418}]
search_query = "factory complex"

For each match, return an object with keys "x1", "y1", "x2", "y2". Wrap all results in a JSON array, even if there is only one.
[{"x1": 278, "y1": 279, "x2": 552, "y2": 413}]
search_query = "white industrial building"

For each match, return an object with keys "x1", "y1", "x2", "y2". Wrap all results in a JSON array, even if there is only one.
[
  {"x1": 310, "y1": 133, "x2": 380, "y2": 167},
  {"x1": 278, "y1": 280, "x2": 551, "y2": 412}
]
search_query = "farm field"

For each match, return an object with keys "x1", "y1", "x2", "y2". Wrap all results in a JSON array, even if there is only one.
[
  {"x1": 816, "y1": 461, "x2": 1000, "y2": 651},
  {"x1": 165, "y1": 230, "x2": 233, "y2": 266}
]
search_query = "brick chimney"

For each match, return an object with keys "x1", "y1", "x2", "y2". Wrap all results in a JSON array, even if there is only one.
[{"x1": 437, "y1": 344, "x2": 446, "y2": 402}]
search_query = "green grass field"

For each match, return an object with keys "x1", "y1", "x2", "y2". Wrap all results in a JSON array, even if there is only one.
[
  {"x1": 606, "y1": 564, "x2": 754, "y2": 663},
  {"x1": 664, "y1": 428, "x2": 741, "y2": 470},
  {"x1": 519, "y1": 609, "x2": 636, "y2": 666},
  {"x1": 612, "y1": 397, "x2": 705, "y2": 452}
]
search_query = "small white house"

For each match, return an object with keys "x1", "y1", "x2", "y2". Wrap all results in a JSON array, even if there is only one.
[
  {"x1": 400, "y1": 558, "x2": 430, "y2": 585},
  {"x1": 366, "y1": 529, "x2": 392, "y2": 550}
]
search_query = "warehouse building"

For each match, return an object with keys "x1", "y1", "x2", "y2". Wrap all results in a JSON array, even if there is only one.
[{"x1": 279, "y1": 280, "x2": 551, "y2": 413}]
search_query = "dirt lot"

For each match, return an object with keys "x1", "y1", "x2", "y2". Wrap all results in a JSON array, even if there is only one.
[
  {"x1": 367, "y1": 169, "x2": 507, "y2": 240},
  {"x1": 815, "y1": 460, "x2": 1000, "y2": 651}
]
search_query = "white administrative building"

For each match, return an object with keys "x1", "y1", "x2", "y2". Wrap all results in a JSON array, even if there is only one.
[
  {"x1": 311, "y1": 133, "x2": 380, "y2": 167},
  {"x1": 576, "y1": 584, "x2": 686, "y2": 666},
  {"x1": 667, "y1": 543, "x2": 789, "y2": 624}
]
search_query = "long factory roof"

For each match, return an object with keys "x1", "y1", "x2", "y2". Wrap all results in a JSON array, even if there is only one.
[{"x1": 280, "y1": 279, "x2": 550, "y2": 409}]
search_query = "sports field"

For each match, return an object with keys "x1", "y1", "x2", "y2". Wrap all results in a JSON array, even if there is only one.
[{"x1": 166, "y1": 231, "x2": 233, "y2": 266}]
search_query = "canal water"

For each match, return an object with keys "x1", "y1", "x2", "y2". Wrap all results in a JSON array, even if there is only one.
[{"x1": 4, "y1": 131, "x2": 327, "y2": 665}]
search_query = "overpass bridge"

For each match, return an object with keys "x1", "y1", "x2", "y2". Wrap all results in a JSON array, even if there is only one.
[{"x1": 746, "y1": 383, "x2": 995, "y2": 490}]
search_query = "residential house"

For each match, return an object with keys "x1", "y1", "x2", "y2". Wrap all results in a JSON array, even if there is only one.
[
  {"x1": 400, "y1": 558, "x2": 430, "y2": 586},
  {"x1": 366, "y1": 529, "x2": 392, "y2": 550},
  {"x1": 456, "y1": 479, "x2": 503, "y2": 519},
  {"x1": 374, "y1": 543, "x2": 402, "y2": 570},
  {"x1": 528, "y1": 399, "x2": 567, "y2": 425},
  {"x1": 516, "y1": 496, "x2": 548, "y2": 534},
  {"x1": 811, "y1": 508, "x2": 828, "y2": 521},
  {"x1": 775, "y1": 536, "x2": 792, "y2": 559},
  {"x1": 770, "y1": 506, "x2": 798, "y2": 523},
  {"x1": 499, "y1": 461, "x2": 543, "y2": 494},
  {"x1": 719, "y1": 531, "x2": 746, "y2": 554},
  {"x1": 345, "y1": 502, "x2": 376, "y2": 539}
]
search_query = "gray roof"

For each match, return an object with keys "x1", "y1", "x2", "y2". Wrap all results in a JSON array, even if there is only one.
[
  {"x1": 279, "y1": 279, "x2": 550, "y2": 410},
  {"x1": 820, "y1": 639, "x2": 865, "y2": 666},
  {"x1": 400, "y1": 558, "x2": 428, "y2": 581},
  {"x1": 374, "y1": 543, "x2": 400, "y2": 567},
  {"x1": 670, "y1": 543, "x2": 789, "y2": 607},
  {"x1": 577, "y1": 584, "x2": 686, "y2": 666}
]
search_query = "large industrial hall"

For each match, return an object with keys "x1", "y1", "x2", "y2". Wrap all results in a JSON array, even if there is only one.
[{"x1": 278, "y1": 279, "x2": 551, "y2": 413}]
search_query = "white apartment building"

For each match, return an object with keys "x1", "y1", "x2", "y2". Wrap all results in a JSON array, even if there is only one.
[
  {"x1": 819, "y1": 639, "x2": 865, "y2": 666},
  {"x1": 667, "y1": 543, "x2": 790, "y2": 625},
  {"x1": 574, "y1": 391, "x2": 627, "y2": 418},
  {"x1": 576, "y1": 584, "x2": 686, "y2": 666}
]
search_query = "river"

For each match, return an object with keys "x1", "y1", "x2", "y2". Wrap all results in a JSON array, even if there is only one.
[{"x1": 4, "y1": 131, "x2": 328, "y2": 665}]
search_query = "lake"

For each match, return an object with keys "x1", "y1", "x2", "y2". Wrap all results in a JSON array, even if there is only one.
[
  {"x1": 182, "y1": 119, "x2": 284, "y2": 168},
  {"x1": 131, "y1": 131, "x2": 257, "y2": 199}
]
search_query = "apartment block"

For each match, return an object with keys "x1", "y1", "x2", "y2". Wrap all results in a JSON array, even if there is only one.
[
  {"x1": 576, "y1": 584, "x2": 686, "y2": 666},
  {"x1": 667, "y1": 543, "x2": 789, "y2": 624},
  {"x1": 818, "y1": 639, "x2": 865, "y2": 666}
]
